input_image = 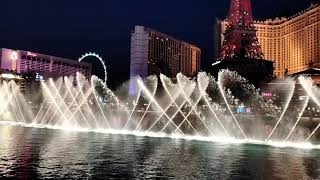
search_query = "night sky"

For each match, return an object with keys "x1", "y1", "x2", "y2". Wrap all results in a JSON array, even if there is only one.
[{"x1": 0, "y1": 0, "x2": 310, "y2": 88}]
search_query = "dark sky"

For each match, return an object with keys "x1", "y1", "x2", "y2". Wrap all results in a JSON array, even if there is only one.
[{"x1": 0, "y1": 0, "x2": 310, "y2": 88}]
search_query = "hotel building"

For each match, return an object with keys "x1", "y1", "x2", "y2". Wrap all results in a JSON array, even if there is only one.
[
  {"x1": 130, "y1": 26, "x2": 201, "y2": 79},
  {"x1": 216, "y1": 3, "x2": 320, "y2": 77},
  {"x1": 0, "y1": 48, "x2": 92, "y2": 79}
]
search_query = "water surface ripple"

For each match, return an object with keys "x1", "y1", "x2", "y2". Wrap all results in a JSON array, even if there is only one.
[{"x1": 0, "y1": 125, "x2": 320, "y2": 179}]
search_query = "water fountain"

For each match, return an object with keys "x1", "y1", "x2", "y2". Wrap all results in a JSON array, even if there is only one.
[{"x1": 0, "y1": 70, "x2": 320, "y2": 149}]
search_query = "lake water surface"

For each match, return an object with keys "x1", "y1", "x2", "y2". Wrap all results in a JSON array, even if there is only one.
[{"x1": 0, "y1": 124, "x2": 320, "y2": 179}]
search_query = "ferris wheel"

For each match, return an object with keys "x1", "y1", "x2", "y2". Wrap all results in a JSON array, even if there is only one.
[{"x1": 79, "y1": 52, "x2": 107, "y2": 84}]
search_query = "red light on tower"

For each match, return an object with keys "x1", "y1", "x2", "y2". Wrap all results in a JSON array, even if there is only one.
[
  {"x1": 220, "y1": 0, "x2": 264, "y2": 60},
  {"x1": 227, "y1": 0, "x2": 253, "y2": 26}
]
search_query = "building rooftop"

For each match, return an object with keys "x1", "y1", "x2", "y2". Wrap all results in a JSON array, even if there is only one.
[
  {"x1": 134, "y1": 25, "x2": 200, "y2": 49},
  {"x1": 254, "y1": 3, "x2": 319, "y2": 25},
  {"x1": 291, "y1": 68, "x2": 320, "y2": 76},
  {"x1": 3, "y1": 48, "x2": 91, "y2": 66}
]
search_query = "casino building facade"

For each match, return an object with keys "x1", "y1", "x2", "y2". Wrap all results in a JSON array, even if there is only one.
[{"x1": 0, "y1": 48, "x2": 92, "y2": 80}]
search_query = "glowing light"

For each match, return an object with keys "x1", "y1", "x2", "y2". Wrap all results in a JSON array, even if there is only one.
[
  {"x1": 0, "y1": 120, "x2": 319, "y2": 150},
  {"x1": 10, "y1": 51, "x2": 18, "y2": 61},
  {"x1": 27, "y1": 52, "x2": 37, "y2": 57},
  {"x1": 2, "y1": 71, "x2": 320, "y2": 150},
  {"x1": 262, "y1": 92, "x2": 273, "y2": 97},
  {"x1": 212, "y1": 61, "x2": 221, "y2": 66},
  {"x1": 0, "y1": 73, "x2": 21, "y2": 79}
]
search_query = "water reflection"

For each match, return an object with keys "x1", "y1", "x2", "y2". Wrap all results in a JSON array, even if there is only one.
[{"x1": 0, "y1": 125, "x2": 320, "y2": 179}]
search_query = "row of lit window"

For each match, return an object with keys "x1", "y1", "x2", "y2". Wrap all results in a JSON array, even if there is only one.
[{"x1": 21, "y1": 55, "x2": 90, "y2": 70}]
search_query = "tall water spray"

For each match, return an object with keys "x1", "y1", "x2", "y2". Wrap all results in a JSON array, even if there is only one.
[{"x1": 0, "y1": 71, "x2": 319, "y2": 149}]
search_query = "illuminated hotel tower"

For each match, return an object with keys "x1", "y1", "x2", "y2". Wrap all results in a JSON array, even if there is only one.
[
  {"x1": 129, "y1": 26, "x2": 201, "y2": 95},
  {"x1": 220, "y1": 0, "x2": 264, "y2": 60},
  {"x1": 130, "y1": 26, "x2": 201, "y2": 79}
]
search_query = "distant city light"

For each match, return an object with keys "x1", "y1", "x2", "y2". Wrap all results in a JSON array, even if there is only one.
[
  {"x1": 0, "y1": 73, "x2": 21, "y2": 79},
  {"x1": 212, "y1": 61, "x2": 221, "y2": 66},
  {"x1": 36, "y1": 73, "x2": 44, "y2": 81},
  {"x1": 236, "y1": 106, "x2": 251, "y2": 113},
  {"x1": 262, "y1": 92, "x2": 273, "y2": 97},
  {"x1": 299, "y1": 96, "x2": 308, "y2": 100}
]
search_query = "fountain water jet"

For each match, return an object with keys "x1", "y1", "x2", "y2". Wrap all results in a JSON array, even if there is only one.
[
  {"x1": 285, "y1": 96, "x2": 310, "y2": 141},
  {"x1": 1, "y1": 71, "x2": 320, "y2": 149},
  {"x1": 134, "y1": 76, "x2": 158, "y2": 131},
  {"x1": 49, "y1": 78, "x2": 80, "y2": 127},
  {"x1": 41, "y1": 81, "x2": 70, "y2": 126},
  {"x1": 160, "y1": 74, "x2": 199, "y2": 135},
  {"x1": 39, "y1": 78, "x2": 65, "y2": 125},
  {"x1": 123, "y1": 77, "x2": 142, "y2": 130},
  {"x1": 65, "y1": 77, "x2": 91, "y2": 128},
  {"x1": 175, "y1": 73, "x2": 214, "y2": 136},
  {"x1": 198, "y1": 73, "x2": 230, "y2": 137},
  {"x1": 299, "y1": 77, "x2": 320, "y2": 142},
  {"x1": 137, "y1": 78, "x2": 184, "y2": 134},
  {"x1": 7, "y1": 82, "x2": 26, "y2": 123},
  {"x1": 267, "y1": 79, "x2": 295, "y2": 141},
  {"x1": 76, "y1": 73, "x2": 99, "y2": 128},
  {"x1": 218, "y1": 72, "x2": 247, "y2": 138},
  {"x1": 91, "y1": 76, "x2": 111, "y2": 129}
]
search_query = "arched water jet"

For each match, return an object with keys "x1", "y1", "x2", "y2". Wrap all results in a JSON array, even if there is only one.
[
  {"x1": 1, "y1": 71, "x2": 320, "y2": 148},
  {"x1": 39, "y1": 78, "x2": 65, "y2": 125},
  {"x1": 267, "y1": 78, "x2": 295, "y2": 141},
  {"x1": 46, "y1": 83, "x2": 76, "y2": 126},
  {"x1": 299, "y1": 77, "x2": 320, "y2": 142},
  {"x1": 137, "y1": 78, "x2": 184, "y2": 134},
  {"x1": 147, "y1": 86, "x2": 184, "y2": 132},
  {"x1": 41, "y1": 81, "x2": 70, "y2": 127},
  {"x1": 65, "y1": 77, "x2": 91, "y2": 128},
  {"x1": 91, "y1": 75, "x2": 121, "y2": 128},
  {"x1": 0, "y1": 82, "x2": 19, "y2": 117},
  {"x1": 6, "y1": 82, "x2": 26, "y2": 123},
  {"x1": 48, "y1": 78, "x2": 80, "y2": 128},
  {"x1": 197, "y1": 73, "x2": 230, "y2": 137},
  {"x1": 1, "y1": 82, "x2": 21, "y2": 122},
  {"x1": 134, "y1": 76, "x2": 158, "y2": 131},
  {"x1": 123, "y1": 77, "x2": 142, "y2": 130},
  {"x1": 218, "y1": 71, "x2": 247, "y2": 139},
  {"x1": 285, "y1": 96, "x2": 310, "y2": 141},
  {"x1": 76, "y1": 73, "x2": 99, "y2": 128},
  {"x1": 160, "y1": 74, "x2": 199, "y2": 135},
  {"x1": 65, "y1": 86, "x2": 95, "y2": 128},
  {"x1": 175, "y1": 73, "x2": 214, "y2": 136},
  {"x1": 91, "y1": 76, "x2": 111, "y2": 129}
]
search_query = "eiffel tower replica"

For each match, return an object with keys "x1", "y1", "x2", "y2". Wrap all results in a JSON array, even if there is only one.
[
  {"x1": 220, "y1": 0, "x2": 264, "y2": 59},
  {"x1": 212, "y1": 0, "x2": 274, "y2": 85}
]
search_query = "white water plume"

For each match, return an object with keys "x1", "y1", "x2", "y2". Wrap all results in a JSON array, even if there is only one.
[{"x1": 0, "y1": 72, "x2": 319, "y2": 149}]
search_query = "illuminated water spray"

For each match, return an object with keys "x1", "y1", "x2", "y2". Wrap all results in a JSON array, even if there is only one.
[
  {"x1": 267, "y1": 79, "x2": 295, "y2": 141},
  {"x1": 299, "y1": 77, "x2": 320, "y2": 142},
  {"x1": 1, "y1": 70, "x2": 320, "y2": 149},
  {"x1": 218, "y1": 71, "x2": 247, "y2": 139}
]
